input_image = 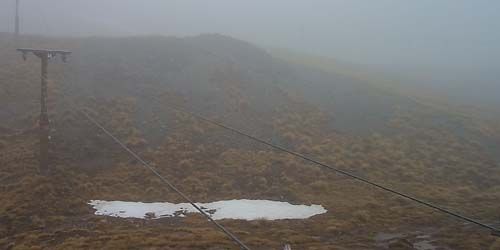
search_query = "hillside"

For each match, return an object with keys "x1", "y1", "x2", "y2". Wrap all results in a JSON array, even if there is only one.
[
  {"x1": 1, "y1": 33, "x2": 500, "y2": 249},
  {"x1": 270, "y1": 48, "x2": 500, "y2": 162}
]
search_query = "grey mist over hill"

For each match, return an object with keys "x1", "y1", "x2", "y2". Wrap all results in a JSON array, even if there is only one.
[
  {"x1": 2, "y1": 4, "x2": 500, "y2": 249},
  {"x1": 0, "y1": 0, "x2": 499, "y2": 111}
]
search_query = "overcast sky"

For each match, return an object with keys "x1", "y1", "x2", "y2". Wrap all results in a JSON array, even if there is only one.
[{"x1": 1, "y1": 0, "x2": 499, "y2": 70}]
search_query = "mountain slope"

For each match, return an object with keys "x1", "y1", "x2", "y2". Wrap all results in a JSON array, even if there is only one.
[{"x1": 1, "y1": 33, "x2": 500, "y2": 249}]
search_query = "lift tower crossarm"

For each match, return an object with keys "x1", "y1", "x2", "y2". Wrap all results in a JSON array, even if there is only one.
[
  {"x1": 17, "y1": 49, "x2": 71, "y2": 60},
  {"x1": 16, "y1": 48, "x2": 71, "y2": 175}
]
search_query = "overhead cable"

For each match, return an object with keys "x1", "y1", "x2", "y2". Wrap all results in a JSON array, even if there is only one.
[
  {"x1": 162, "y1": 101, "x2": 500, "y2": 236},
  {"x1": 79, "y1": 109, "x2": 251, "y2": 250}
]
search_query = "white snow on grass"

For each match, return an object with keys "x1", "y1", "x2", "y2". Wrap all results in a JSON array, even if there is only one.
[{"x1": 89, "y1": 199, "x2": 327, "y2": 221}]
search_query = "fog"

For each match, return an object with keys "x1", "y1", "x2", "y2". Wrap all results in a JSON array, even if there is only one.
[
  {"x1": 1, "y1": 0, "x2": 499, "y2": 107},
  {"x1": 2, "y1": 2, "x2": 500, "y2": 248}
]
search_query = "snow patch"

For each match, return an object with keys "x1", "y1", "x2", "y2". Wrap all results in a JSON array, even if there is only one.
[{"x1": 89, "y1": 199, "x2": 327, "y2": 220}]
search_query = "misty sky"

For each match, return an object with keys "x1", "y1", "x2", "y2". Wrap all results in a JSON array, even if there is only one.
[{"x1": 0, "y1": 0, "x2": 499, "y2": 70}]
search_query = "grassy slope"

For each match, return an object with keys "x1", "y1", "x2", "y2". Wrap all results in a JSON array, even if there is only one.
[
  {"x1": 270, "y1": 48, "x2": 500, "y2": 162},
  {"x1": 269, "y1": 48, "x2": 500, "y2": 120},
  {"x1": 1, "y1": 33, "x2": 500, "y2": 249}
]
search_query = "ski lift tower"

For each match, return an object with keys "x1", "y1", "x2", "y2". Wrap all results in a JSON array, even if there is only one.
[{"x1": 17, "y1": 48, "x2": 71, "y2": 175}]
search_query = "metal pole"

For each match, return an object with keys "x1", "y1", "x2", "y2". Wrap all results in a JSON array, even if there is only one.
[
  {"x1": 16, "y1": 48, "x2": 71, "y2": 175},
  {"x1": 39, "y1": 53, "x2": 49, "y2": 175},
  {"x1": 15, "y1": 0, "x2": 19, "y2": 36}
]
